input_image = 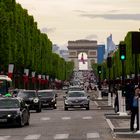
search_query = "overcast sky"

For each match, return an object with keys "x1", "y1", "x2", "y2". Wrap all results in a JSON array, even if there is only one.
[{"x1": 16, "y1": 0, "x2": 140, "y2": 49}]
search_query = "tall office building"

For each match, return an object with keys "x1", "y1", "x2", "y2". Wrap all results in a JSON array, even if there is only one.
[
  {"x1": 107, "y1": 34, "x2": 116, "y2": 56},
  {"x1": 52, "y1": 44, "x2": 60, "y2": 55},
  {"x1": 97, "y1": 44, "x2": 105, "y2": 64}
]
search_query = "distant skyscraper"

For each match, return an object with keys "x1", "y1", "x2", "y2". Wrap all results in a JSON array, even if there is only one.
[
  {"x1": 97, "y1": 44, "x2": 105, "y2": 64},
  {"x1": 60, "y1": 49, "x2": 69, "y2": 61},
  {"x1": 107, "y1": 34, "x2": 116, "y2": 56},
  {"x1": 52, "y1": 44, "x2": 60, "y2": 54}
]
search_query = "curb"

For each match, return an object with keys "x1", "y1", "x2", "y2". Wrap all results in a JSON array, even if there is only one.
[
  {"x1": 106, "y1": 118, "x2": 140, "y2": 138},
  {"x1": 114, "y1": 131, "x2": 140, "y2": 138},
  {"x1": 105, "y1": 115, "x2": 130, "y2": 119},
  {"x1": 98, "y1": 106, "x2": 114, "y2": 110},
  {"x1": 106, "y1": 119, "x2": 115, "y2": 131}
]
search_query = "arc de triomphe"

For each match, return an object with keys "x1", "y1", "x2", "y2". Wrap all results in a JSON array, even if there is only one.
[{"x1": 67, "y1": 40, "x2": 97, "y2": 71}]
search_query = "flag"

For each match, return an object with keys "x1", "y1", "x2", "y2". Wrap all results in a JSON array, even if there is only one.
[{"x1": 81, "y1": 53, "x2": 85, "y2": 64}]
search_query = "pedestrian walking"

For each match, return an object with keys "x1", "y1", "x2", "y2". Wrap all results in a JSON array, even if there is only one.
[{"x1": 130, "y1": 87, "x2": 140, "y2": 132}]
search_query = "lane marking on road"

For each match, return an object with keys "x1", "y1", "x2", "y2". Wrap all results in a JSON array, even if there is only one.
[
  {"x1": 61, "y1": 117, "x2": 71, "y2": 120},
  {"x1": 24, "y1": 134, "x2": 41, "y2": 140},
  {"x1": 87, "y1": 133, "x2": 100, "y2": 139},
  {"x1": 0, "y1": 136, "x2": 11, "y2": 140},
  {"x1": 106, "y1": 119, "x2": 114, "y2": 131},
  {"x1": 94, "y1": 101, "x2": 99, "y2": 106},
  {"x1": 82, "y1": 116, "x2": 92, "y2": 120},
  {"x1": 54, "y1": 134, "x2": 69, "y2": 139},
  {"x1": 40, "y1": 117, "x2": 51, "y2": 121}
]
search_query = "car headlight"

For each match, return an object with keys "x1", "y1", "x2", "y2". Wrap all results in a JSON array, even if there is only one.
[
  {"x1": 33, "y1": 98, "x2": 39, "y2": 103},
  {"x1": 65, "y1": 100, "x2": 71, "y2": 104},
  {"x1": 82, "y1": 100, "x2": 89, "y2": 104},
  {"x1": 7, "y1": 114, "x2": 12, "y2": 117},
  {"x1": 51, "y1": 98, "x2": 55, "y2": 102}
]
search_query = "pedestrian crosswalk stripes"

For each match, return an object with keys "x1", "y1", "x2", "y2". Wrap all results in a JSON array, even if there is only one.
[
  {"x1": 40, "y1": 116, "x2": 93, "y2": 121},
  {"x1": 0, "y1": 133, "x2": 100, "y2": 139},
  {"x1": 87, "y1": 133, "x2": 100, "y2": 139},
  {"x1": 24, "y1": 134, "x2": 41, "y2": 140},
  {"x1": 0, "y1": 136, "x2": 11, "y2": 140},
  {"x1": 82, "y1": 116, "x2": 93, "y2": 119},
  {"x1": 40, "y1": 117, "x2": 51, "y2": 121},
  {"x1": 54, "y1": 134, "x2": 69, "y2": 139},
  {"x1": 61, "y1": 117, "x2": 71, "y2": 120}
]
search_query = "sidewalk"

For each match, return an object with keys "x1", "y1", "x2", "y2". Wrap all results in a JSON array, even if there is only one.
[
  {"x1": 106, "y1": 116, "x2": 140, "y2": 138},
  {"x1": 90, "y1": 90, "x2": 140, "y2": 139}
]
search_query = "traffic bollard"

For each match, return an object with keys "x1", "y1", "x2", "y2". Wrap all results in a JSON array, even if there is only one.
[
  {"x1": 108, "y1": 92, "x2": 111, "y2": 106},
  {"x1": 118, "y1": 90, "x2": 127, "y2": 116},
  {"x1": 112, "y1": 93, "x2": 115, "y2": 108},
  {"x1": 97, "y1": 88, "x2": 102, "y2": 100}
]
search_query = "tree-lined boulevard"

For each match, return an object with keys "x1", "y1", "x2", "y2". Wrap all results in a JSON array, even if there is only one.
[
  {"x1": 0, "y1": 90, "x2": 139, "y2": 140},
  {"x1": 1, "y1": 1, "x2": 140, "y2": 140}
]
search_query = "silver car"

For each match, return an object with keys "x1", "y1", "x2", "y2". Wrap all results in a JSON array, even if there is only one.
[{"x1": 64, "y1": 91, "x2": 90, "y2": 110}]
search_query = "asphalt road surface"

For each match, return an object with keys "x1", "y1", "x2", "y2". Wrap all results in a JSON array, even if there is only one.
[{"x1": 0, "y1": 90, "x2": 131, "y2": 140}]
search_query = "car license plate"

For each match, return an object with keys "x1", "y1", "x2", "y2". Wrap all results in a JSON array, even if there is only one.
[
  {"x1": 43, "y1": 103, "x2": 49, "y2": 105},
  {"x1": 74, "y1": 105, "x2": 80, "y2": 107},
  {"x1": 0, "y1": 119, "x2": 7, "y2": 122}
]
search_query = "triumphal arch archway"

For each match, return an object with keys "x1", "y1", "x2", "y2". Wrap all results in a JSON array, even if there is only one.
[{"x1": 67, "y1": 40, "x2": 98, "y2": 71}]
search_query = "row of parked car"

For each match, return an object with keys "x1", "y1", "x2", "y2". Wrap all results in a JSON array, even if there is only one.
[{"x1": 0, "y1": 89, "x2": 57, "y2": 127}]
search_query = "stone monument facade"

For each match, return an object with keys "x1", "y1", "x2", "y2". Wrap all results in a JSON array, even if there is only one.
[{"x1": 67, "y1": 40, "x2": 97, "y2": 71}]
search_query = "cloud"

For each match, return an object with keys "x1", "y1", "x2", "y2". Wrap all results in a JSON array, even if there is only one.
[
  {"x1": 80, "y1": 13, "x2": 140, "y2": 21},
  {"x1": 85, "y1": 34, "x2": 98, "y2": 40},
  {"x1": 107, "y1": 10, "x2": 120, "y2": 13},
  {"x1": 41, "y1": 27, "x2": 56, "y2": 33},
  {"x1": 74, "y1": 10, "x2": 87, "y2": 13}
]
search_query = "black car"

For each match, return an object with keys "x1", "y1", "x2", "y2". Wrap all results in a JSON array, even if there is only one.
[
  {"x1": 64, "y1": 91, "x2": 90, "y2": 110},
  {"x1": 17, "y1": 90, "x2": 41, "y2": 113},
  {"x1": 38, "y1": 90, "x2": 57, "y2": 109},
  {"x1": 0, "y1": 97, "x2": 30, "y2": 127}
]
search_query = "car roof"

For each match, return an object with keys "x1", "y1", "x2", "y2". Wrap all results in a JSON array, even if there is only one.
[
  {"x1": 0, "y1": 97, "x2": 22, "y2": 101},
  {"x1": 37, "y1": 89, "x2": 54, "y2": 92},
  {"x1": 19, "y1": 90, "x2": 36, "y2": 92},
  {"x1": 69, "y1": 86, "x2": 81, "y2": 88},
  {"x1": 68, "y1": 91, "x2": 86, "y2": 94}
]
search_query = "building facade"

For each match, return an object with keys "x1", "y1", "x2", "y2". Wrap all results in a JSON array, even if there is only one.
[
  {"x1": 97, "y1": 44, "x2": 105, "y2": 64},
  {"x1": 67, "y1": 40, "x2": 98, "y2": 71}
]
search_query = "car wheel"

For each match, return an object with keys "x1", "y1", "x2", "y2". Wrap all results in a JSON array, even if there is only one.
[
  {"x1": 64, "y1": 106, "x2": 68, "y2": 111},
  {"x1": 86, "y1": 106, "x2": 90, "y2": 110},
  {"x1": 53, "y1": 105, "x2": 57, "y2": 109},
  {"x1": 36, "y1": 106, "x2": 42, "y2": 113}
]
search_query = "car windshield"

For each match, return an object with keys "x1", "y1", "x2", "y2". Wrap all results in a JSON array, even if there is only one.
[
  {"x1": 18, "y1": 91, "x2": 36, "y2": 98},
  {"x1": 68, "y1": 92, "x2": 86, "y2": 97},
  {"x1": 38, "y1": 92, "x2": 54, "y2": 97},
  {"x1": 0, "y1": 99, "x2": 20, "y2": 109},
  {"x1": 69, "y1": 87, "x2": 82, "y2": 91}
]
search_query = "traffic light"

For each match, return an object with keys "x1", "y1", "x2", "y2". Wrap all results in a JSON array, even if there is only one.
[
  {"x1": 107, "y1": 57, "x2": 112, "y2": 68},
  {"x1": 119, "y1": 43, "x2": 126, "y2": 60},
  {"x1": 97, "y1": 66, "x2": 102, "y2": 74}
]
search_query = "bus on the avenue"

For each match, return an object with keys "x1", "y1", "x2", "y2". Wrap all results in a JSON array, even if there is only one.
[{"x1": 0, "y1": 75, "x2": 12, "y2": 96}]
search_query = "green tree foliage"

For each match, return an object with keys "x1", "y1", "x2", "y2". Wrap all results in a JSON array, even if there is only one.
[
  {"x1": 94, "y1": 31, "x2": 140, "y2": 81},
  {"x1": 0, "y1": 0, "x2": 74, "y2": 80}
]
